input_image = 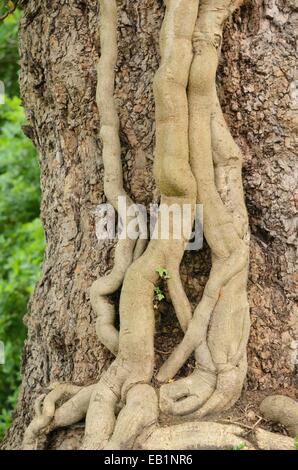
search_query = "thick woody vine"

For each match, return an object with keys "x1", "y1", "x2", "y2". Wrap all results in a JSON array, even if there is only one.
[{"x1": 22, "y1": 0, "x2": 298, "y2": 450}]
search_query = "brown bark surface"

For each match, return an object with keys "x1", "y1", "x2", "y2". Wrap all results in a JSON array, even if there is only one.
[{"x1": 3, "y1": 0, "x2": 297, "y2": 449}]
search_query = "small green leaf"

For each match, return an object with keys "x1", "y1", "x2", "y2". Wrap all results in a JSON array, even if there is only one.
[
  {"x1": 154, "y1": 286, "x2": 165, "y2": 302},
  {"x1": 232, "y1": 442, "x2": 246, "y2": 451},
  {"x1": 155, "y1": 267, "x2": 170, "y2": 279}
]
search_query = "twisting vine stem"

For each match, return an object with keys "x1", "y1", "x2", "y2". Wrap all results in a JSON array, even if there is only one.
[
  {"x1": 158, "y1": 0, "x2": 250, "y2": 418},
  {"x1": 90, "y1": 0, "x2": 147, "y2": 356},
  {"x1": 81, "y1": 0, "x2": 198, "y2": 449}
]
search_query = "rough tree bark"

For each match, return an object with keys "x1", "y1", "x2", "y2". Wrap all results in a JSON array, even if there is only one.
[{"x1": 2, "y1": 0, "x2": 297, "y2": 450}]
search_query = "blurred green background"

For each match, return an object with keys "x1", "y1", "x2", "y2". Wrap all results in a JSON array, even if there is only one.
[{"x1": 0, "y1": 6, "x2": 45, "y2": 439}]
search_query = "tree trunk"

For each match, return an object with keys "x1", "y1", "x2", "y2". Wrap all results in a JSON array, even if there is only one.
[{"x1": 3, "y1": 0, "x2": 297, "y2": 450}]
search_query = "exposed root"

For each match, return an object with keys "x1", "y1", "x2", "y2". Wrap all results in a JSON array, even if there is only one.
[
  {"x1": 104, "y1": 384, "x2": 158, "y2": 450},
  {"x1": 50, "y1": 385, "x2": 95, "y2": 430},
  {"x1": 255, "y1": 428, "x2": 295, "y2": 451},
  {"x1": 23, "y1": 383, "x2": 86, "y2": 450},
  {"x1": 22, "y1": 380, "x2": 295, "y2": 451},
  {"x1": 138, "y1": 421, "x2": 254, "y2": 450},
  {"x1": 260, "y1": 395, "x2": 298, "y2": 437},
  {"x1": 23, "y1": 383, "x2": 296, "y2": 450},
  {"x1": 159, "y1": 368, "x2": 216, "y2": 416}
]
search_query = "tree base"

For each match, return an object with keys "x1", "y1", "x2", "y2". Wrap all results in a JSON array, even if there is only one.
[{"x1": 22, "y1": 383, "x2": 298, "y2": 451}]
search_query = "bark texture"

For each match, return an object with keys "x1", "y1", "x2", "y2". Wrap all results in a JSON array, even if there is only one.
[{"x1": 2, "y1": 0, "x2": 297, "y2": 450}]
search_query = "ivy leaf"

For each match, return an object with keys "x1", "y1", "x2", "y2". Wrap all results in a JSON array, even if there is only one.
[
  {"x1": 155, "y1": 267, "x2": 170, "y2": 279},
  {"x1": 154, "y1": 287, "x2": 165, "y2": 302}
]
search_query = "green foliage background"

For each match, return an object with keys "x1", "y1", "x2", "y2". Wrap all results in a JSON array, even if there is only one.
[{"x1": 0, "y1": 9, "x2": 44, "y2": 439}]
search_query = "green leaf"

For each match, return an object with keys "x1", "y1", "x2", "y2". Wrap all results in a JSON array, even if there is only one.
[
  {"x1": 154, "y1": 287, "x2": 165, "y2": 302},
  {"x1": 155, "y1": 267, "x2": 170, "y2": 280},
  {"x1": 0, "y1": 9, "x2": 20, "y2": 96},
  {"x1": 232, "y1": 442, "x2": 246, "y2": 451}
]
